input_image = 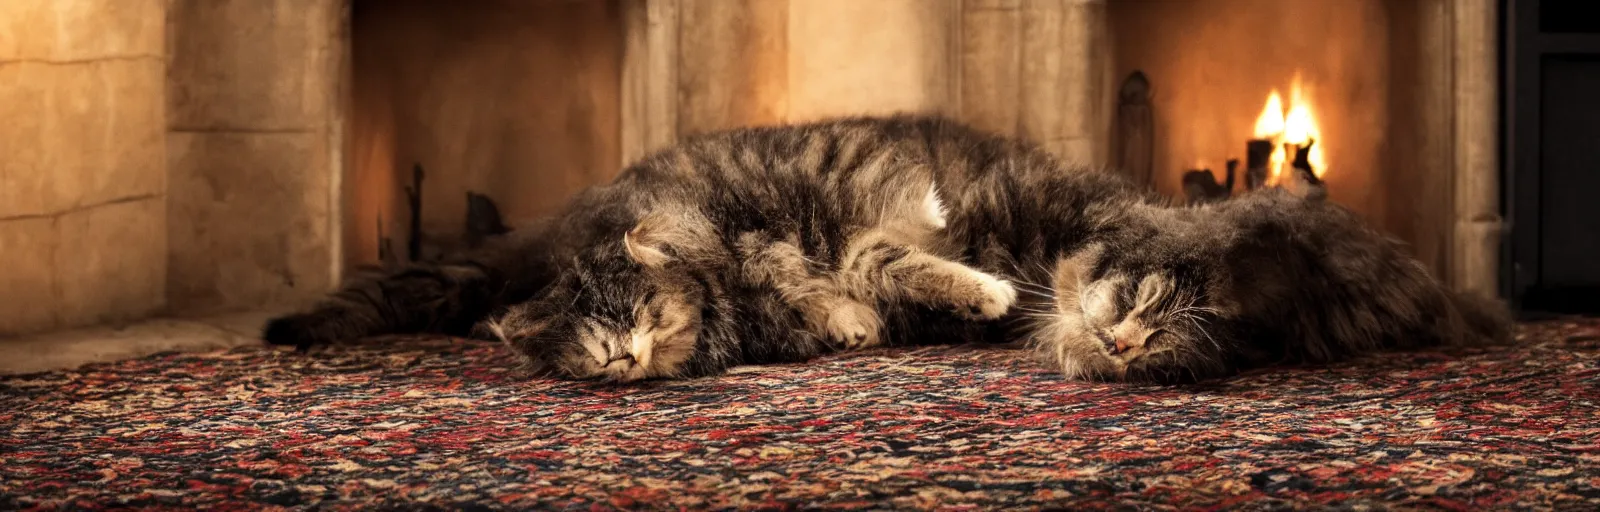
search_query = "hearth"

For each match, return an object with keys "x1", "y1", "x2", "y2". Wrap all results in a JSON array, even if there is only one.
[{"x1": 0, "y1": 0, "x2": 1513, "y2": 339}]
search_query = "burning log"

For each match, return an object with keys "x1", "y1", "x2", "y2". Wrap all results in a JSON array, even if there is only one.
[
  {"x1": 1183, "y1": 159, "x2": 1237, "y2": 204},
  {"x1": 1245, "y1": 140, "x2": 1274, "y2": 190},
  {"x1": 1291, "y1": 139, "x2": 1319, "y2": 182},
  {"x1": 1286, "y1": 139, "x2": 1328, "y2": 201}
]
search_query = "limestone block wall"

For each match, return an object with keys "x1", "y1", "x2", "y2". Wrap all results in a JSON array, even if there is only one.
[
  {"x1": 165, "y1": 0, "x2": 344, "y2": 315},
  {"x1": 623, "y1": 0, "x2": 1111, "y2": 166},
  {"x1": 0, "y1": 0, "x2": 169, "y2": 336}
]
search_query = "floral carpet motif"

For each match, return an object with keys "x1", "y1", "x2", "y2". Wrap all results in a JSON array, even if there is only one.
[{"x1": 3, "y1": 318, "x2": 1599, "y2": 510}]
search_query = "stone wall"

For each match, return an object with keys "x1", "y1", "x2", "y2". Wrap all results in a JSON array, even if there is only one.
[
  {"x1": 622, "y1": 0, "x2": 1110, "y2": 165},
  {"x1": 165, "y1": 0, "x2": 344, "y2": 315},
  {"x1": 0, "y1": 0, "x2": 169, "y2": 336},
  {"x1": 0, "y1": 0, "x2": 1115, "y2": 337}
]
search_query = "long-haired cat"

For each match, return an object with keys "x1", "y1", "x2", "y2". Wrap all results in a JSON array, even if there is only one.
[
  {"x1": 1018, "y1": 170, "x2": 1513, "y2": 383},
  {"x1": 264, "y1": 116, "x2": 1091, "y2": 380}
]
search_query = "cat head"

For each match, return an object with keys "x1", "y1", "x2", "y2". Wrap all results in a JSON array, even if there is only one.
[
  {"x1": 1034, "y1": 243, "x2": 1239, "y2": 383},
  {"x1": 490, "y1": 209, "x2": 731, "y2": 382}
]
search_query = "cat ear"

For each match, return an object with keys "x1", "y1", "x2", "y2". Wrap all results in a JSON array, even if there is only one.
[
  {"x1": 1053, "y1": 243, "x2": 1105, "y2": 305},
  {"x1": 624, "y1": 209, "x2": 715, "y2": 268},
  {"x1": 623, "y1": 213, "x2": 676, "y2": 268},
  {"x1": 1134, "y1": 274, "x2": 1170, "y2": 310}
]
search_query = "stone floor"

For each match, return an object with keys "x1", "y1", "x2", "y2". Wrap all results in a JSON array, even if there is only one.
[{"x1": 0, "y1": 309, "x2": 286, "y2": 376}]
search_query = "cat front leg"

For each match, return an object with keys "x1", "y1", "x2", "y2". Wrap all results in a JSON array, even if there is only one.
[
  {"x1": 836, "y1": 230, "x2": 1018, "y2": 321},
  {"x1": 737, "y1": 233, "x2": 884, "y2": 349}
]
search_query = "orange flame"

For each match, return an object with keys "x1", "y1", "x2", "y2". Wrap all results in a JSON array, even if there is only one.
[
  {"x1": 1253, "y1": 91, "x2": 1286, "y2": 139},
  {"x1": 1252, "y1": 78, "x2": 1327, "y2": 183}
]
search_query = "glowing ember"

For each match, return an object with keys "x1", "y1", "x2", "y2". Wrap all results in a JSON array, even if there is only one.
[{"x1": 1249, "y1": 78, "x2": 1327, "y2": 183}]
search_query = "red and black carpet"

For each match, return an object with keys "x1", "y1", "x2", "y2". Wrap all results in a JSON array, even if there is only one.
[{"x1": 3, "y1": 318, "x2": 1598, "y2": 510}]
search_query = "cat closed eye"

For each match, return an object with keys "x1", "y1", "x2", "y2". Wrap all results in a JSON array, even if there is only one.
[{"x1": 1142, "y1": 329, "x2": 1167, "y2": 345}]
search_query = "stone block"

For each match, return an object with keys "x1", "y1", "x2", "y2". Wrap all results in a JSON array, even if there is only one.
[
  {"x1": 0, "y1": 0, "x2": 164, "y2": 61},
  {"x1": 166, "y1": 132, "x2": 333, "y2": 314},
  {"x1": 52, "y1": 197, "x2": 167, "y2": 330},
  {"x1": 787, "y1": 0, "x2": 956, "y2": 121},
  {"x1": 0, "y1": 60, "x2": 166, "y2": 218},
  {"x1": 0, "y1": 218, "x2": 60, "y2": 336},
  {"x1": 166, "y1": 0, "x2": 339, "y2": 130}
]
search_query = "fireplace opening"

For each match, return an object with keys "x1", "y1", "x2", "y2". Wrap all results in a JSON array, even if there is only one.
[
  {"x1": 346, "y1": 0, "x2": 624, "y2": 267},
  {"x1": 1108, "y1": 0, "x2": 1451, "y2": 267}
]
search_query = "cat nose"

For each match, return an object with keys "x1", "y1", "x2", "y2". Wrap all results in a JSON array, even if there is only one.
[
  {"x1": 1096, "y1": 331, "x2": 1120, "y2": 353},
  {"x1": 1110, "y1": 339, "x2": 1131, "y2": 355}
]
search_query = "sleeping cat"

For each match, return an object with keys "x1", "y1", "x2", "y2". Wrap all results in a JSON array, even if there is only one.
[
  {"x1": 264, "y1": 116, "x2": 1073, "y2": 380},
  {"x1": 612, "y1": 139, "x2": 1514, "y2": 385},
  {"x1": 1018, "y1": 169, "x2": 1513, "y2": 383}
]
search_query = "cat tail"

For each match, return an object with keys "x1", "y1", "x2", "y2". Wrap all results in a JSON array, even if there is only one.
[
  {"x1": 261, "y1": 262, "x2": 502, "y2": 350},
  {"x1": 262, "y1": 224, "x2": 559, "y2": 350},
  {"x1": 1446, "y1": 289, "x2": 1516, "y2": 346}
]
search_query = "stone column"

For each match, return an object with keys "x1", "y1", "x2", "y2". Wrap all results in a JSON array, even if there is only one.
[
  {"x1": 1451, "y1": 0, "x2": 1502, "y2": 296},
  {"x1": 166, "y1": 0, "x2": 345, "y2": 314},
  {"x1": 960, "y1": 0, "x2": 1110, "y2": 165},
  {"x1": 0, "y1": 0, "x2": 169, "y2": 336}
]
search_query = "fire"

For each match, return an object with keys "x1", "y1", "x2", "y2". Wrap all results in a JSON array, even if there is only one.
[
  {"x1": 1250, "y1": 79, "x2": 1327, "y2": 182},
  {"x1": 1253, "y1": 91, "x2": 1286, "y2": 139}
]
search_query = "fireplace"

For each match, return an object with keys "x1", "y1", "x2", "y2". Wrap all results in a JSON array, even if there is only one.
[
  {"x1": 346, "y1": 0, "x2": 1505, "y2": 305},
  {"x1": 1105, "y1": 0, "x2": 1502, "y2": 302},
  {"x1": 0, "y1": 0, "x2": 1513, "y2": 340},
  {"x1": 346, "y1": 0, "x2": 624, "y2": 267}
]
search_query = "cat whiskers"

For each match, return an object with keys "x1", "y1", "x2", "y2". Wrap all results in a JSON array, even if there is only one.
[
  {"x1": 1169, "y1": 291, "x2": 1224, "y2": 355},
  {"x1": 1007, "y1": 279, "x2": 1055, "y2": 299}
]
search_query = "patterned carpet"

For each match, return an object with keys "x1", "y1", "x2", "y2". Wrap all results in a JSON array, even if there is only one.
[{"x1": 3, "y1": 319, "x2": 1598, "y2": 510}]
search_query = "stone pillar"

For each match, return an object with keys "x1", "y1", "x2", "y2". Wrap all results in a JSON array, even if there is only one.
[
  {"x1": 960, "y1": 0, "x2": 1110, "y2": 165},
  {"x1": 0, "y1": 0, "x2": 169, "y2": 336},
  {"x1": 166, "y1": 0, "x2": 345, "y2": 314},
  {"x1": 1450, "y1": 0, "x2": 1502, "y2": 296}
]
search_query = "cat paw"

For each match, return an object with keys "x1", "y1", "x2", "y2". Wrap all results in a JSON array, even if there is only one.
[
  {"x1": 825, "y1": 301, "x2": 883, "y2": 350},
  {"x1": 954, "y1": 272, "x2": 1018, "y2": 320}
]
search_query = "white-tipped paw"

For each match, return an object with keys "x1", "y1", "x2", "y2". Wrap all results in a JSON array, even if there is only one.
[
  {"x1": 825, "y1": 300, "x2": 883, "y2": 350},
  {"x1": 956, "y1": 271, "x2": 1018, "y2": 320}
]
